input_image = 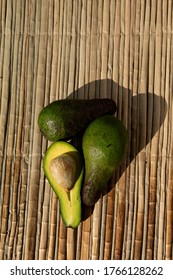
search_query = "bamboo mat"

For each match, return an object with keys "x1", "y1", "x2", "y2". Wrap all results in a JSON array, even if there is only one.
[{"x1": 0, "y1": 0, "x2": 173, "y2": 260}]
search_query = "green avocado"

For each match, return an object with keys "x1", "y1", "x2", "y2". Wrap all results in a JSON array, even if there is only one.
[
  {"x1": 82, "y1": 115, "x2": 128, "y2": 206},
  {"x1": 43, "y1": 141, "x2": 84, "y2": 228},
  {"x1": 38, "y1": 99, "x2": 116, "y2": 142}
]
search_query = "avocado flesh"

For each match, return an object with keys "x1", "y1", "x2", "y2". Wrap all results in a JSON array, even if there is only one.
[
  {"x1": 38, "y1": 99, "x2": 116, "y2": 142},
  {"x1": 82, "y1": 115, "x2": 128, "y2": 206},
  {"x1": 43, "y1": 141, "x2": 84, "y2": 228}
]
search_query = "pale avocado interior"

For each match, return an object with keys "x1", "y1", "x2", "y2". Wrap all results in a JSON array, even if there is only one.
[{"x1": 43, "y1": 141, "x2": 84, "y2": 228}]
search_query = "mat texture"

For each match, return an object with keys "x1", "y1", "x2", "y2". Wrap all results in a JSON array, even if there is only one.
[{"x1": 0, "y1": 0, "x2": 173, "y2": 260}]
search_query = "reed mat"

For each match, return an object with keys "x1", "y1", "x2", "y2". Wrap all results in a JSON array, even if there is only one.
[{"x1": 0, "y1": 0, "x2": 172, "y2": 260}]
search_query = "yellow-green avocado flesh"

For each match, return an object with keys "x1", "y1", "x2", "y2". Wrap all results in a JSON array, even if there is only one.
[{"x1": 43, "y1": 141, "x2": 84, "y2": 228}]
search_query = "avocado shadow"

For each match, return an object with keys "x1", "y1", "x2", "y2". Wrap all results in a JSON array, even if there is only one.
[{"x1": 67, "y1": 79, "x2": 167, "y2": 221}]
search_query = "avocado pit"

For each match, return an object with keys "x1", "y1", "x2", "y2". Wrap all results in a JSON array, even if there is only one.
[{"x1": 50, "y1": 153, "x2": 76, "y2": 191}]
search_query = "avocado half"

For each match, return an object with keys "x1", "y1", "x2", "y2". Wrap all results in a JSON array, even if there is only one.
[{"x1": 43, "y1": 141, "x2": 84, "y2": 228}]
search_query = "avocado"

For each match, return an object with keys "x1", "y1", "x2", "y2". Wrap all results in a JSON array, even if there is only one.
[
  {"x1": 82, "y1": 115, "x2": 128, "y2": 206},
  {"x1": 43, "y1": 141, "x2": 84, "y2": 228},
  {"x1": 38, "y1": 99, "x2": 116, "y2": 142}
]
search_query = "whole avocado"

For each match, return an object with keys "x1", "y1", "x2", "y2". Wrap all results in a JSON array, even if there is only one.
[
  {"x1": 38, "y1": 99, "x2": 116, "y2": 142},
  {"x1": 82, "y1": 115, "x2": 128, "y2": 206}
]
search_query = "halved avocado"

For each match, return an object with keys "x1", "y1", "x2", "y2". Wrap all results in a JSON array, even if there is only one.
[{"x1": 43, "y1": 141, "x2": 84, "y2": 228}]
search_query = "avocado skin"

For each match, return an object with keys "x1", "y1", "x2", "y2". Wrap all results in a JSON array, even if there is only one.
[
  {"x1": 43, "y1": 141, "x2": 84, "y2": 228},
  {"x1": 82, "y1": 115, "x2": 128, "y2": 206},
  {"x1": 38, "y1": 99, "x2": 116, "y2": 142}
]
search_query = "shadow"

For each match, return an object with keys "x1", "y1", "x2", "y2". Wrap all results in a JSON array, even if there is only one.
[{"x1": 67, "y1": 79, "x2": 167, "y2": 221}]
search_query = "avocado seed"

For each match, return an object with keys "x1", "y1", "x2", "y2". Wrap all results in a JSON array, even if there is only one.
[{"x1": 50, "y1": 153, "x2": 76, "y2": 191}]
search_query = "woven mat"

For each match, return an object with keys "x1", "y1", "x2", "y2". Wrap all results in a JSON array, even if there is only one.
[{"x1": 0, "y1": 0, "x2": 173, "y2": 260}]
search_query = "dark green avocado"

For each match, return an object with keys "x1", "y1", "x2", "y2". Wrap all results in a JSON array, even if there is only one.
[
  {"x1": 38, "y1": 99, "x2": 116, "y2": 142},
  {"x1": 82, "y1": 115, "x2": 128, "y2": 206},
  {"x1": 43, "y1": 141, "x2": 84, "y2": 228}
]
